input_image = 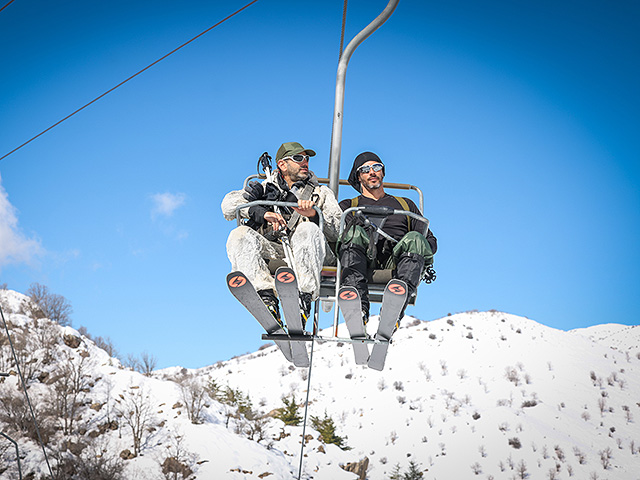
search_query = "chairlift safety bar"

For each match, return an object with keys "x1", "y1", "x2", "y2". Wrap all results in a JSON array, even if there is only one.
[
  {"x1": 234, "y1": 200, "x2": 324, "y2": 232},
  {"x1": 242, "y1": 174, "x2": 425, "y2": 214}
]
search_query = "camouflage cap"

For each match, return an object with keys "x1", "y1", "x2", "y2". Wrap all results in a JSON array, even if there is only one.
[{"x1": 275, "y1": 142, "x2": 317, "y2": 162}]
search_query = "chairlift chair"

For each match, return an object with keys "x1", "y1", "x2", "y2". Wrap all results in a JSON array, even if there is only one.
[{"x1": 237, "y1": 174, "x2": 429, "y2": 336}]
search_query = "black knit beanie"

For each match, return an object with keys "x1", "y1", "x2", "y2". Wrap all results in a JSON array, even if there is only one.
[{"x1": 348, "y1": 152, "x2": 385, "y2": 193}]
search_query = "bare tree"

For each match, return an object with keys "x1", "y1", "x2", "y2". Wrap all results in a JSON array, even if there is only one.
[
  {"x1": 0, "y1": 387, "x2": 54, "y2": 444},
  {"x1": 27, "y1": 283, "x2": 73, "y2": 326},
  {"x1": 116, "y1": 386, "x2": 155, "y2": 457},
  {"x1": 73, "y1": 437, "x2": 126, "y2": 480},
  {"x1": 160, "y1": 432, "x2": 196, "y2": 480},
  {"x1": 49, "y1": 352, "x2": 90, "y2": 435},
  {"x1": 597, "y1": 397, "x2": 607, "y2": 416},
  {"x1": 140, "y1": 351, "x2": 157, "y2": 376},
  {"x1": 516, "y1": 459, "x2": 528, "y2": 479},
  {"x1": 123, "y1": 352, "x2": 157, "y2": 376},
  {"x1": 178, "y1": 375, "x2": 207, "y2": 424}
]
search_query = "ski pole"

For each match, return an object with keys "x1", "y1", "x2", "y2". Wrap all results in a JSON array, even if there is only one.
[{"x1": 259, "y1": 154, "x2": 300, "y2": 279}]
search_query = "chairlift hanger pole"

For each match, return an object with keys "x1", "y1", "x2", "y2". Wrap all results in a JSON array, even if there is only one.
[{"x1": 328, "y1": 0, "x2": 400, "y2": 197}]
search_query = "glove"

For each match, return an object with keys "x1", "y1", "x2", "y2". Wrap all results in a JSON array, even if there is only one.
[
  {"x1": 243, "y1": 181, "x2": 264, "y2": 202},
  {"x1": 264, "y1": 182, "x2": 281, "y2": 201},
  {"x1": 247, "y1": 204, "x2": 268, "y2": 228}
]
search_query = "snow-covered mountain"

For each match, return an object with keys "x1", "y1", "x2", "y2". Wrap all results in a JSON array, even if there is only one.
[{"x1": 1, "y1": 288, "x2": 638, "y2": 479}]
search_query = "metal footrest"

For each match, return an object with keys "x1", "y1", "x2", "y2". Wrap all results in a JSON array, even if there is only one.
[{"x1": 261, "y1": 333, "x2": 391, "y2": 345}]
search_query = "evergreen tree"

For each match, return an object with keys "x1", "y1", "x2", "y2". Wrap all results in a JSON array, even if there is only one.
[
  {"x1": 275, "y1": 395, "x2": 302, "y2": 426},
  {"x1": 310, "y1": 412, "x2": 349, "y2": 450},
  {"x1": 388, "y1": 463, "x2": 403, "y2": 480},
  {"x1": 403, "y1": 460, "x2": 423, "y2": 480}
]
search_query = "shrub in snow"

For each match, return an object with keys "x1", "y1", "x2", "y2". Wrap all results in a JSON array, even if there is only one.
[
  {"x1": 505, "y1": 366, "x2": 521, "y2": 385},
  {"x1": 554, "y1": 445, "x2": 565, "y2": 462},
  {"x1": 508, "y1": 437, "x2": 522, "y2": 449},
  {"x1": 573, "y1": 447, "x2": 587, "y2": 464},
  {"x1": 440, "y1": 360, "x2": 448, "y2": 375},
  {"x1": 599, "y1": 447, "x2": 612, "y2": 469}
]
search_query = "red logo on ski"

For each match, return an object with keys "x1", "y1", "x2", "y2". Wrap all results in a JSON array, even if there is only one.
[
  {"x1": 228, "y1": 275, "x2": 247, "y2": 288},
  {"x1": 339, "y1": 290, "x2": 358, "y2": 301},
  {"x1": 276, "y1": 271, "x2": 295, "y2": 284},
  {"x1": 388, "y1": 283, "x2": 406, "y2": 295}
]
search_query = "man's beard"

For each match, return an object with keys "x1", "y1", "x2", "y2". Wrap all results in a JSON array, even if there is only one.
[
  {"x1": 290, "y1": 169, "x2": 309, "y2": 183},
  {"x1": 363, "y1": 178, "x2": 382, "y2": 190}
]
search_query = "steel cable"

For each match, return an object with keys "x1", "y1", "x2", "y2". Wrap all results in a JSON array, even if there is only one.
[{"x1": 0, "y1": 0, "x2": 260, "y2": 162}]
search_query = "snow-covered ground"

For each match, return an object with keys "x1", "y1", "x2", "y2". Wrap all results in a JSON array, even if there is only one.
[{"x1": 1, "y1": 289, "x2": 639, "y2": 479}]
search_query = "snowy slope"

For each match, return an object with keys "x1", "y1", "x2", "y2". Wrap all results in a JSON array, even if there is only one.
[
  {"x1": 2, "y1": 289, "x2": 639, "y2": 480},
  {"x1": 212, "y1": 311, "x2": 640, "y2": 479},
  {"x1": 571, "y1": 323, "x2": 640, "y2": 354}
]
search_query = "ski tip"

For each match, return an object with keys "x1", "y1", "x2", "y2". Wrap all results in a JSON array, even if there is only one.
[
  {"x1": 338, "y1": 287, "x2": 359, "y2": 301},
  {"x1": 386, "y1": 279, "x2": 407, "y2": 296},
  {"x1": 227, "y1": 272, "x2": 248, "y2": 289},
  {"x1": 275, "y1": 268, "x2": 296, "y2": 284}
]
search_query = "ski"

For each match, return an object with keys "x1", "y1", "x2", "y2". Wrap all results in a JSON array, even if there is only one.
[
  {"x1": 274, "y1": 267, "x2": 310, "y2": 367},
  {"x1": 338, "y1": 286, "x2": 370, "y2": 365},
  {"x1": 226, "y1": 271, "x2": 293, "y2": 363},
  {"x1": 368, "y1": 279, "x2": 408, "y2": 371}
]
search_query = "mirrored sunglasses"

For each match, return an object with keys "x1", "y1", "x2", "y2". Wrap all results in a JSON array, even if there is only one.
[
  {"x1": 358, "y1": 163, "x2": 384, "y2": 174},
  {"x1": 284, "y1": 154, "x2": 310, "y2": 163}
]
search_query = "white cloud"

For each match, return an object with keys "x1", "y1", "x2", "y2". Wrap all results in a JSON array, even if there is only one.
[
  {"x1": 150, "y1": 192, "x2": 186, "y2": 219},
  {"x1": 0, "y1": 175, "x2": 43, "y2": 270}
]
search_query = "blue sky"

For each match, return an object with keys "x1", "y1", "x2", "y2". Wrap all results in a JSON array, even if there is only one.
[{"x1": 1, "y1": 0, "x2": 638, "y2": 369}]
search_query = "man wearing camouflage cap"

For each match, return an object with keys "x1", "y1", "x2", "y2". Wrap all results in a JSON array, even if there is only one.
[{"x1": 222, "y1": 142, "x2": 342, "y2": 327}]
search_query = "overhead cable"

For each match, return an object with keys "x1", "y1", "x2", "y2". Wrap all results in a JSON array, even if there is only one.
[
  {"x1": 0, "y1": 0, "x2": 260, "y2": 162},
  {"x1": 0, "y1": 0, "x2": 16, "y2": 14}
]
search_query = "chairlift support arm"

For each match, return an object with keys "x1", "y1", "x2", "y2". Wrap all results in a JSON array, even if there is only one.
[{"x1": 328, "y1": 0, "x2": 400, "y2": 196}]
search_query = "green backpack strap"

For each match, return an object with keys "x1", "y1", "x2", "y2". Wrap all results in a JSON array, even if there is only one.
[{"x1": 393, "y1": 196, "x2": 411, "y2": 231}]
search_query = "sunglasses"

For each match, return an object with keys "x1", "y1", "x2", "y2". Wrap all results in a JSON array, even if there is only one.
[
  {"x1": 358, "y1": 163, "x2": 384, "y2": 174},
  {"x1": 284, "y1": 154, "x2": 310, "y2": 163}
]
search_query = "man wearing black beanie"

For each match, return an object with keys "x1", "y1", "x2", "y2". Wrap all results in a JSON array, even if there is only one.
[{"x1": 338, "y1": 152, "x2": 437, "y2": 324}]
